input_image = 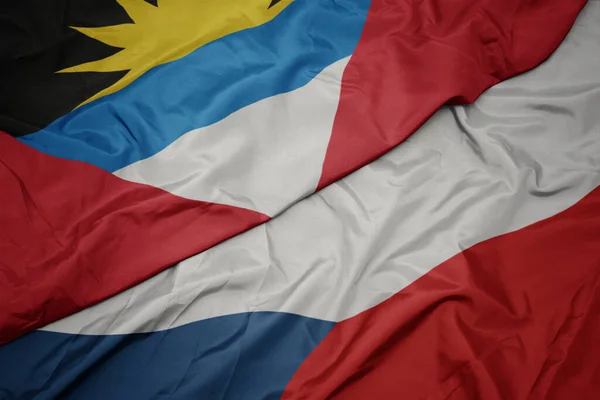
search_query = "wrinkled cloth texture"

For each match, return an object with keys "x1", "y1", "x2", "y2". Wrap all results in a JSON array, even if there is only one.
[
  {"x1": 0, "y1": 0, "x2": 588, "y2": 346},
  {"x1": 0, "y1": 1, "x2": 599, "y2": 399}
]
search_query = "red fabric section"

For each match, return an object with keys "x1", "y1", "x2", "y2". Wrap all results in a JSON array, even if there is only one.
[
  {"x1": 283, "y1": 186, "x2": 600, "y2": 399},
  {"x1": 540, "y1": 280, "x2": 600, "y2": 400},
  {"x1": 0, "y1": 133, "x2": 269, "y2": 344},
  {"x1": 317, "y1": 0, "x2": 587, "y2": 190}
]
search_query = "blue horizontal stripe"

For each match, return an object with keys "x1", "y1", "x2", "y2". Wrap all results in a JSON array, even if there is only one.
[
  {"x1": 18, "y1": 0, "x2": 370, "y2": 172},
  {"x1": 0, "y1": 312, "x2": 334, "y2": 400}
]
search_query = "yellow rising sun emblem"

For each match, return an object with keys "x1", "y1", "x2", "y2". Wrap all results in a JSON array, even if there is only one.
[{"x1": 59, "y1": 0, "x2": 293, "y2": 107}]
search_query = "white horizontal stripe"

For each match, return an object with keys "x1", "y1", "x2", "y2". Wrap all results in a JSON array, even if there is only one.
[
  {"x1": 114, "y1": 57, "x2": 349, "y2": 217},
  {"x1": 44, "y1": 2, "x2": 600, "y2": 335}
]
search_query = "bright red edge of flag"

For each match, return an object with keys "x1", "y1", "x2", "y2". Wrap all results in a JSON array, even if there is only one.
[
  {"x1": 0, "y1": 133, "x2": 269, "y2": 344},
  {"x1": 317, "y1": 0, "x2": 588, "y2": 190},
  {"x1": 283, "y1": 185, "x2": 600, "y2": 399},
  {"x1": 0, "y1": 0, "x2": 588, "y2": 344}
]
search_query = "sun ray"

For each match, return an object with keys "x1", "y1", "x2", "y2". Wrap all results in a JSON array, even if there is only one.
[
  {"x1": 58, "y1": 49, "x2": 133, "y2": 73},
  {"x1": 68, "y1": 25, "x2": 139, "y2": 49},
  {"x1": 117, "y1": 0, "x2": 157, "y2": 23},
  {"x1": 58, "y1": 0, "x2": 295, "y2": 109}
]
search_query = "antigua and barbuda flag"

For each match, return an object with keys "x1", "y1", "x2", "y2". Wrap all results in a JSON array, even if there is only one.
[{"x1": 0, "y1": 0, "x2": 591, "y2": 379}]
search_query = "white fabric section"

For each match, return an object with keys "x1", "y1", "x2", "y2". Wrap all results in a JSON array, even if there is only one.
[
  {"x1": 114, "y1": 57, "x2": 349, "y2": 217},
  {"x1": 44, "y1": 2, "x2": 600, "y2": 335}
]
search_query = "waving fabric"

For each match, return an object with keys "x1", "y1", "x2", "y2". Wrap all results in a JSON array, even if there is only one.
[
  {"x1": 0, "y1": 0, "x2": 588, "y2": 351},
  {"x1": 1, "y1": 0, "x2": 599, "y2": 398}
]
